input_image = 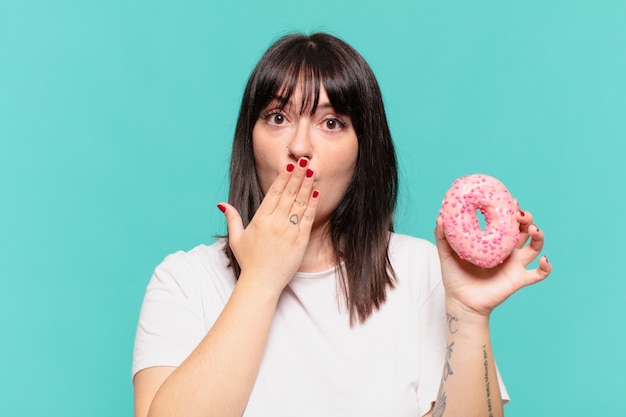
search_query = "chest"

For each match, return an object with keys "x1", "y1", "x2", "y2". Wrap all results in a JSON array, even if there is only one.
[{"x1": 243, "y1": 276, "x2": 423, "y2": 417}]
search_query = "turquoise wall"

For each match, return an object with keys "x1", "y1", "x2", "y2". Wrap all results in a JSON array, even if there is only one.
[{"x1": 2, "y1": 1, "x2": 625, "y2": 415}]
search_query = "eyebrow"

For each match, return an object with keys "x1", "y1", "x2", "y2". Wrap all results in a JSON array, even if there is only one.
[{"x1": 267, "y1": 97, "x2": 336, "y2": 114}]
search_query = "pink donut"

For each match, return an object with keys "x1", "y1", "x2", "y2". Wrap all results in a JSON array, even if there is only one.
[{"x1": 439, "y1": 174, "x2": 520, "y2": 268}]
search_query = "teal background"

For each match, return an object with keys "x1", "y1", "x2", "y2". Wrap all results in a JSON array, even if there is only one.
[{"x1": 1, "y1": 1, "x2": 625, "y2": 415}]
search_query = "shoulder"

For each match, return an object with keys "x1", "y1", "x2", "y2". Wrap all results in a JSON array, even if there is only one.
[
  {"x1": 388, "y1": 232, "x2": 439, "y2": 263},
  {"x1": 158, "y1": 239, "x2": 229, "y2": 273},
  {"x1": 150, "y1": 239, "x2": 235, "y2": 295},
  {"x1": 133, "y1": 240, "x2": 233, "y2": 378},
  {"x1": 388, "y1": 233, "x2": 442, "y2": 304}
]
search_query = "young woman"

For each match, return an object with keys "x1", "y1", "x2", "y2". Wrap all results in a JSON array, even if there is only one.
[{"x1": 132, "y1": 32, "x2": 551, "y2": 417}]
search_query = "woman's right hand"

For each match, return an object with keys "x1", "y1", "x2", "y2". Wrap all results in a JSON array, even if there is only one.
[
  {"x1": 217, "y1": 157, "x2": 319, "y2": 295},
  {"x1": 137, "y1": 158, "x2": 319, "y2": 417}
]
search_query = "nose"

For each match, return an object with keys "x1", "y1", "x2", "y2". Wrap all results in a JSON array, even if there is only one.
[{"x1": 287, "y1": 121, "x2": 312, "y2": 161}]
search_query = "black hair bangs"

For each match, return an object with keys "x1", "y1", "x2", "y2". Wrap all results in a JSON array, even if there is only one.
[
  {"x1": 250, "y1": 36, "x2": 359, "y2": 121},
  {"x1": 229, "y1": 32, "x2": 397, "y2": 324}
]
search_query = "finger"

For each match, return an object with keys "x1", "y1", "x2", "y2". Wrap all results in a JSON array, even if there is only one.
[
  {"x1": 538, "y1": 254, "x2": 552, "y2": 278},
  {"x1": 515, "y1": 208, "x2": 534, "y2": 249},
  {"x1": 517, "y1": 224, "x2": 545, "y2": 265},
  {"x1": 514, "y1": 255, "x2": 551, "y2": 290},
  {"x1": 256, "y1": 162, "x2": 296, "y2": 216},
  {"x1": 298, "y1": 189, "x2": 321, "y2": 230},
  {"x1": 277, "y1": 157, "x2": 310, "y2": 213},
  {"x1": 518, "y1": 208, "x2": 534, "y2": 227},
  {"x1": 217, "y1": 202, "x2": 244, "y2": 242},
  {"x1": 287, "y1": 167, "x2": 316, "y2": 227},
  {"x1": 434, "y1": 215, "x2": 455, "y2": 261}
]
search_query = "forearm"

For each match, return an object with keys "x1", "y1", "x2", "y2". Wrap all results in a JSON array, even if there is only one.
[
  {"x1": 432, "y1": 300, "x2": 503, "y2": 417},
  {"x1": 148, "y1": 278, "x2": 280, "y2": 417}
]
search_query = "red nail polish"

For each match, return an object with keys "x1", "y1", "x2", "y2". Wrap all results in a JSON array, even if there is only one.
[
  {"x1": 520, "y1": 210, "x2": 525, "y2": 216},
  {"x1": 545, "y1": 256, "x2": 549, "y2": 263},
  {"x1": 299, "y1": 158, "x2": 308, "y2": 168},
  {"x1": 217, "y1": 203, "x2": 226, "y2": 213},
  {"x1": 286, "y1": 163, "x2": 295, "y2": 172},
  {"x1": 312, "y1": 190, "x2": 319, "y2": 198},
  {"x1": 306, "y1": 168, "x2": 314, "y2": 178}
]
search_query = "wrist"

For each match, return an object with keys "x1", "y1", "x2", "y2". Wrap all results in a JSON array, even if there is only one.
[
  {"x1": 445, "y1": 297, "x2": 491, "y2": 329},
  {"x1": 236, "y1": 271, "x2": 285, "y2": 304}
]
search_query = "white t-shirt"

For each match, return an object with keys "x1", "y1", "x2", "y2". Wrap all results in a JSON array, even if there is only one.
[{"x1": 132, "y1": 233, "x2": 508, "y2": 416}]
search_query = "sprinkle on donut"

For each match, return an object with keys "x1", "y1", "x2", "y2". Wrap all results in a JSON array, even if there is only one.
[{"x1": 440, "y1": 174, "x2": 520, "y2": 268}]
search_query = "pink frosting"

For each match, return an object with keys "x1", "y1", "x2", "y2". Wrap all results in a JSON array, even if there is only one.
[{"x1": 440, "y1": 174, "x2": 519, "y2": 268}]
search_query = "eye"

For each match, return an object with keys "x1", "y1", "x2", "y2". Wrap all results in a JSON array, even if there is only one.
[
  {"x1": 321, "y1": 117, "x2": 348, "y2": 131},
  {"x1": 325, "y1": 119, "x2": 338, "y2": 130},
  {"x1": 270, "y1": 113, "x2": 286, "y2": 125},
  {"x1": 262, "y1": 110, "x2": 289, "y2": 126}
]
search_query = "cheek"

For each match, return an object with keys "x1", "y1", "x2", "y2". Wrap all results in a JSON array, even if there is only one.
[
  {"x1": 338, "y1": 143, "x2": 359, "y2": 182},
  {"x1": 254, "y1": 155, "x2": 274, "y2": 194},
  {"x1": 252, "y1": 125, "x2": 272, "y2": 193},
  {"x1": 323, "y1": 147, "x2": 358, "y2": 200},
  {"x1": 253, "y1": 145, "x2": 282, "y2": 194}
]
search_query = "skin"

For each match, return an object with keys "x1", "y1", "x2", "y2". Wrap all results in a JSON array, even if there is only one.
[
  {"x1": 423, "y1": 209, "x2": 551, "y2": 417},
  {"x1": 251, "y1": 84, "x2": 359, "y2": 271},
  {"x1": 133, "y1": 83, "x2": 552, "y2": 417},
  {"x1": 134, "y1": 84, "x2": 359, "y2": 417}
]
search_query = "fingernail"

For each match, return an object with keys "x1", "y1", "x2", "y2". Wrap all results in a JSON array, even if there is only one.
[
  {"x1": 312, "y1": 190, "x2": 319, "y2": 198},
  {"x1": 286, "y1": 163, "x2": 295, "y2": 172},
  {"x1": 299, "y1": 158, "x2": 308, "y2": 168},
  {"x1": 217, "y1": 203, "x2": 226, "y2": 213},
  {"x1": 520, "y1": 210, "x2": 525, "y2": 216},
  {"x1": 545, "y1": 256, "x2": 549, "y2": 263},
  {"x1": 306, "y1": 168, "x2": 314, "y2": 178}
]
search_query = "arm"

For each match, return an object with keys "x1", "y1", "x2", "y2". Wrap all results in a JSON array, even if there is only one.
[
  {"x1": 426, "y1": 303, "x2": 504, "y2": 417},
  {"x1": 133, "y1": 160, "x2": 319, "y2": 417},
  {"x1": 138, "y1": 276, "x2": 282, "y2": 417},
  {"x1": 425, "y1": 208, "x2": 552, "y2": 417}
]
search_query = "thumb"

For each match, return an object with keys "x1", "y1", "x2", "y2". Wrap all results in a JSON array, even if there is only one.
[
  {"x1": 217, "y1": 203, "x2": 244, "y2": 241},
  {"x1": 434, "y1": 215, "x2": 454, "y2": 261}
]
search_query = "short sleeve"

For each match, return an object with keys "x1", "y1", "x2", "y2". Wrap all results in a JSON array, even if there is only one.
[
  {"x1": 416, "y1": 256, "x2": 447, "y2": 415},
  {"x1": 131, "y1": 252, "x2": 209, "y2": 379}
]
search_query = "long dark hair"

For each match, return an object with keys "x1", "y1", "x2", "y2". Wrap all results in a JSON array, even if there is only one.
[{"x1": 225, "y1": 32, "x2": 398, "y2": 324}]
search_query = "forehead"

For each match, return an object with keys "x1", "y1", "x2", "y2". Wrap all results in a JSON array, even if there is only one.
[
  {"x1": 253, "y1": 60, "x2": 354, "y2": 119},
  {"x1": 267, "y1": 81, "x2": 331, "y2": 115}
]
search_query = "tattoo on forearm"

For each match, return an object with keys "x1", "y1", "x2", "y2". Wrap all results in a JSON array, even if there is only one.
[
  {"x1": 446, "y1": 313, "x2": 459, "y2": 334},
  {"x1": 482, "y1": 344, "x2": 493, "y2": 417},
  {"x1": 432, "y1": 386, "x2": 446, "y2": 417},
  {"x1": 433, "y1": 342, "x2": 454, "y2": 417},
  {"x1": 433, "y1": 314, "x2": 459, "y2": 417},
  {"x1": 442, "y1": 341, "x2": 454, "y2": 381}
]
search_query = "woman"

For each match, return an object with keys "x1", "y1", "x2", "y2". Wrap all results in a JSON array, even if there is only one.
[{"x1": 132, "y1": 32, "x2": 551, "y2": 417}]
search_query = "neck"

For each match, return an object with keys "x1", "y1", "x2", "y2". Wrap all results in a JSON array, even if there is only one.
[{"x1": 297, "y1": 223, "x2": 338, "y2": 273}]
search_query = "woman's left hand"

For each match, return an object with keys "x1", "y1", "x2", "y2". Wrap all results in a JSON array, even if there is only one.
[{"x1": 434, "y1": 207, "x2": 552, "y2": 317}]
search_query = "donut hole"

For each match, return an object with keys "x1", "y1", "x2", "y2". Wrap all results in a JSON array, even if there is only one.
[{"x1": 476, "y1": 208, "x2": 487, "y2": 230}]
